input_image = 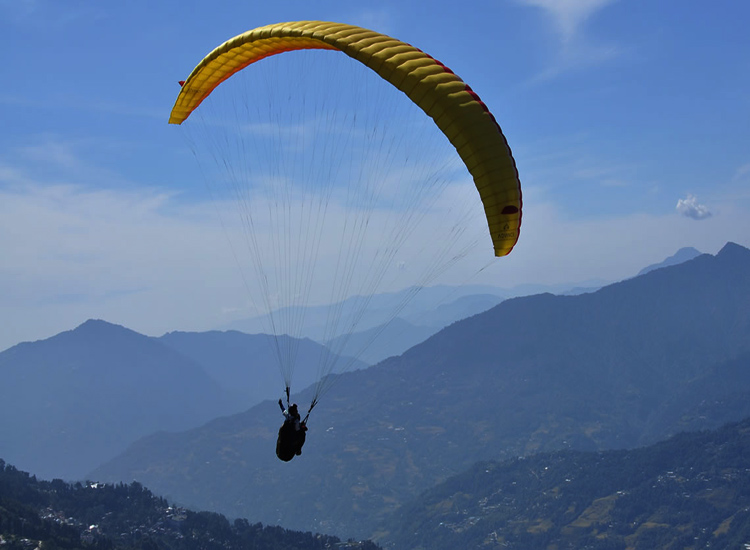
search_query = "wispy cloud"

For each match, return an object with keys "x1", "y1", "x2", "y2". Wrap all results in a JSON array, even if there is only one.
[
  {"x1": 344, "y1": 8, "x2": 395, "y2": 35},
  {"x1": 733, "y1": 163, "x2": 750, "y2": 183},
  {"x1": 0, "y1": 0, "x2": 38, "y2": 21},
  {"x1": 0, "y1": 135, "x2": 141, "y2": 192},
  {"x1": 676, "y1": 194, "x2": 712, "y2": 220},
  {"x1": 516, "y1": 0, "x2": 616, "y2": 43},
  {"x1": 0, "y1": 93, "x2": 164, "y2": 122},
  {"x1": 0, "y1": 0, "x2": 105, "y2": 28},
  {"x1": 0, "y1": 176, "x2": 237, "y2": 350},
  {"x1": 515, "y1": 0, "x2": 621, "y2": 80}
]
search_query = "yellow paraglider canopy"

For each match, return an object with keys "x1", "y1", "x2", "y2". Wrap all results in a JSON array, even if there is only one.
[{"x1": 169, "y1": 20, "x2": 522, "y2": 256}]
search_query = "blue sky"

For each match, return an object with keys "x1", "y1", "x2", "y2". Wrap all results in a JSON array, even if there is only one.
[{"x1": 1, "y1": 0, "x2": 749, "y2": 350}]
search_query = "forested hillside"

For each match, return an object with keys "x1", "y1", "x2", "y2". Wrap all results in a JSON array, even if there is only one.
[
  {"x1": 0, "y1": 459, "x2": 379, "y2": 550},
  {"x1": 379, "y1": 418, "x2": 750, "y2": 549}
]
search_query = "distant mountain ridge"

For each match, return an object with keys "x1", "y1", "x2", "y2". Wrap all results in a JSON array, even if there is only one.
[
  {"x1": 222, "y1": 281, "x2": 614, "y2": 365},
  {"x1": 0, "y1": 320, "x2": 237, "y2": 480},
  {"x1": 157, "y1": 330, "x2": 368, "y2": 407},
  {"x1": 0, "y1": 320, "x2": 364, "y2": 481},
  {"x1": 637, "y1": 246, "x2": 702, "y2": 276},
  {"x1": 223, "y1": 248, "x2": 701, "y2": 365},
  {"x1": 89, "y1": 242, "x2": 750, "y2": 539},
  {"x1": 222, "y1": 284, "x2": 510, "y2": 337}
]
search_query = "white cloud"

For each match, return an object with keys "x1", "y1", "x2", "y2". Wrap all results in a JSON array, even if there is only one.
[
  {"x1": 676, "y1": 194, "x2": 712, "y2": 220},
  {"x1": 732, "y1": 163, "x2": 750, "y2": 186},
  {"x1": 514, "y1": 0, "x2": 621, "y2": 80},
  {"x1": 516, "y1": 0, "x2": 617, "y2": 43},
  {"x1": 346, "y1": 8, "x2": 395, "y2": 35}
]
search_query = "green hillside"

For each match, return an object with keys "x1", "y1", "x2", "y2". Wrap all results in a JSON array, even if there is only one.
[
  {"x1": 379, "y1": 418, "x2": 750, "y2": 549},
  {"x1": 0, "y1": 459, "x2": 379, "y2": 550}
]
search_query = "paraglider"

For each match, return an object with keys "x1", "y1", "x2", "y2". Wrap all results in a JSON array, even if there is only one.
[
  {"x1": 276, "y1": 400, "x2": 307, "y2": 461},
  {"x1": 169, "y1": 21, "x2": 522, "y2": 461}
]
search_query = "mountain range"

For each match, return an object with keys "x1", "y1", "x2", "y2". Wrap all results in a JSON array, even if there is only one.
[
  {"x1": 85, "y1": 242, "x2": 750, "y2": 539},
  {"x1": 0, "y1": 321, "x2": 365, "y2": 481},
  {"x1": 1, "y1": 250, "x2": 666, "y2": 483},
  {"x1": 157, "y1": 330, "x2": 368, "y2": 410},
  {"x1": 0, "y1": 320, "x2": 233, "y2": 481},
  {"x1": 223, "y1": 280, "x2": 613, "y2": 366},
  {"x1": 223, "y1": 284, "x2": 511, "y2": 365}
]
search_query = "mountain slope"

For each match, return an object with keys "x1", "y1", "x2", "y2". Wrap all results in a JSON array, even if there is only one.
[
  {"x1": 379, "y1": 417, "x2": 750, "y2": 550},
  {"x1": 323, "y1": 317, "x2": 437, "y2": 365},
  {"x1": 637, "y1": 246, "x2": 702, "y2": 276},
  {"x1": 310, "y1": 293, "x2": 507, "y2": 366},
  {"x1": 158, "y1": 330, "x2": 368, "y2": 408},
  {"x1": 0, "y1": 320, "x2": 234, "y2": 480},
  {"x1": 90, "y1": 243, "x2": 750, "y2": 538}
]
